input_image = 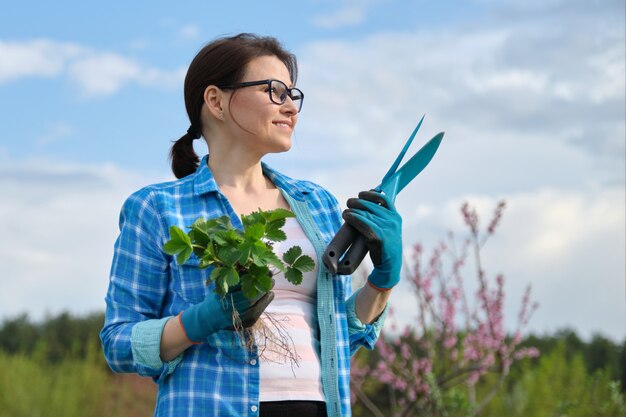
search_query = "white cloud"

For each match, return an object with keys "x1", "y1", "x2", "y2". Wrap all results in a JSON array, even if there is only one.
[
  {"x1": 312, "y1": 6, "x2": 366, "y2": 29},
  {"x1": 35, "y1": 121, "x2": 76, "y2": 148},
  {"x1": 68, "y1": 53, "x2": 142, "y2": 96},
  {"x1": 311, "y1": 0, "x2": 386, "y2": 29},
  {"x1": 465, "y1": 69, "x2": 548, "y2": 94},
  {"x1": 291, "y1": 12, "x2": 621, "y2": 163},
  {"x1": 0, "y1": 39, "x2": 185, "y2": 96},
  {"x1": 0, "y1": 39, "x2": 84, "y2": 82},
  {"x1": 0, "y1": 157, "x2": 163, "y2": 320},
  {"x1": 178, "y1": 24, "x2": 201, "y2": 40}
]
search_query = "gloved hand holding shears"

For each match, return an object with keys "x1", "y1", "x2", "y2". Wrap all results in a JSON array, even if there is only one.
[
  {"x1": 323, "y1": 115, "x2": 444, "y2": 291},
  {"x1": 342, "y1": 190, "x2": 403, "y2": 290}
]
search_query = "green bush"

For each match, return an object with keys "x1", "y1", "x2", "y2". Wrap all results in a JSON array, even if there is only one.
[
  {"x1": 0, "y1": 340, "x2": 155, "y2": 417},
  {"x1": 481, "y1": 342, "x2": 626, "y2": 417}
]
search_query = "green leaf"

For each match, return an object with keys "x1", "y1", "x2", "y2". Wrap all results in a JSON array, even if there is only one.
[
  {"x1": 204, "y1": 266, "x2": 216, "y2": 286},
  {"x1": 292, "y1": 255, "x2": 315, "y2": 272},
  {"x1": 215, "y1": 215, "x2": 233, "y2": 228},
  {"x1": 218, "y1": 246, "x2": 241, "y2": 267},
  {"x1": 249, "y1": 241, "x2": 286, "y2": 272},
  {"x1": 213, "y1": 266, "x2": 235, "y2": 297},
  {"x1": 189, "y1": 219, "x2": 210, "y2": 247},
  {"x1": 199, "y1": 244, "x2": 218, "y2": 268},
  {"x1": 265, "y1": 228, "x2": 287, "y2": 242},
  {"x1": 282, "y1": 246, "x2": 302, "y2": 265},
  {"x1": 242, "y1": 211, "x2": 266, "y2": 229},
  {"x1": 285, "y1": 268, "x2": 304, "y2": 285},
  {"x1": 250, "y1": 243, "x2": 268, "y2": 266},
  {"x1": 216, "y1": 215, "x2": 239, "y2": 233},
  {"x1": 262, "y1": 250, "x2": 286, "y2": 273},
  {"x1": 241, "y1": 272, "x2": 261, "y2": 299},
  {"x1": 224, "y1": 267, "x2": 240, "y2": 286},
  {"x1": 265, "y1": 219, "x2": 287, "y2": 242},
  {"x1": 198, "y1": 258, "x2": 212, "y2": 269},
  {"x1": 251, "y1": 254, "x2": 265, "y2": 267},
  {"x1": 267, "y1": 208, "x2": 295, "y2": 222},
  {"x1": 238, "y1": 242, "x2": 252, "y2": 265},
  {"x1": 251, "y1": 240, "x2": 268, "y2": 256},
  {"x1": 241, "y1": 265, "x2": 272, "y2": 299},
  {"x1": 163, "y1": 226, "x2": 193, "y2": 265},
  {"x1": 245, "y1": 223, "x2": 265, "y2": 240},
  {"x1": 209, "y1": 266, "x2": 224, "y2": 284},
  {"x1": 216, "y1": 275, "x2": 229, "y2": 297},
  {"x1": 228, "y1": 229, "x2": 245, "y2": 244},
  {"x1": 255, "y1": 271, "x2": 273, "y2": 293},
  {"x1": 212, "y1": 231, "x2": 228, "y2": 246},
  {"x1": 203, "y1": 243, "x2": 216, "y2": 259}
]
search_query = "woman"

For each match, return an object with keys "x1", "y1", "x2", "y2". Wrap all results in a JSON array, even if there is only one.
[{"x1": 100, "y1": 33, "x2": 402, "y2": 417}]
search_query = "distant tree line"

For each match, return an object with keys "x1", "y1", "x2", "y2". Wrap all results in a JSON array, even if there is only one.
[
  {"x1": 0, "y1": 310, "x2": 623, "y2": 390},
  {"x1": 522, "y1": 329, "x2": 626, "y2": 390},
  {"x1": 0, "y1": 311, "x2": 105, "y2": 364}
]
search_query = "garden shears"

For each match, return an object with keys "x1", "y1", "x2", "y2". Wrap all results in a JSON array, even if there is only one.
[{"x1": 322, "y1": 115, "x2": 444, "y2": 275}]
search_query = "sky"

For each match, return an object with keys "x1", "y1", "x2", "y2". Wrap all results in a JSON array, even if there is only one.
[{"x1": 0, "y1": 0, "x2": 624, "y2": 342}]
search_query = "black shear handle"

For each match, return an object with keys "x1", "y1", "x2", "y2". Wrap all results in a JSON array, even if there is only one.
[
  {"x1": 322, "y1": 223, "x2": 369, "y2": 275},
  {"x1": 322, "y1": 190, "x2": 389, "y2": 275}
]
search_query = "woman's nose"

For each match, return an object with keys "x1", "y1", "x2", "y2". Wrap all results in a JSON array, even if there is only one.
[{"x1": 281, "y1": 96, "x2": 298, "y2": 114}]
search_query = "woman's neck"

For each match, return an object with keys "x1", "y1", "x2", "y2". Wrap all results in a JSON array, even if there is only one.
[{"x1": 207, "y1": 152, "x2": 274, "y2": 194}]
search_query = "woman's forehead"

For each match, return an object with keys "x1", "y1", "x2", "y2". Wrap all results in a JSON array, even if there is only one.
[{"x1": 243, "y1": 55, "x2": 292, "y2": 86}]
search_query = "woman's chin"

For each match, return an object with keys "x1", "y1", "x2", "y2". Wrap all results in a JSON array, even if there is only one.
[{"x1": 272, "y1": 137, "x2": 292, "y2": 153}]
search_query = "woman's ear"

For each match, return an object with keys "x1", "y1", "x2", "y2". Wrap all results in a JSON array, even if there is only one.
[{"x1": 204, "y1": 85, "x2": 225, "y2": 120}]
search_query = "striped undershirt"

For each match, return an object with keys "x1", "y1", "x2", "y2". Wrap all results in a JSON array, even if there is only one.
[{"x1": 259, "y1": 217, "x2": 325, "y2": 402}]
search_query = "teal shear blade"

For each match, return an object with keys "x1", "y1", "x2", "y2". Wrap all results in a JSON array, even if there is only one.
[
  {"x1": 379, "y1": 114, "x2": 425, "y2": 186},
  {"x1": 375, "y1": 131, "x2": 444, "y2": 201}
]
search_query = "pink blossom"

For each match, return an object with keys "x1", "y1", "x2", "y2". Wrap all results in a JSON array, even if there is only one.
[
  {"x1": 467, "y1": 371, "x2": 480, "y2": 385},
  {"x1": 401, "y1": 344, "x2": 411, "y2": 361},
  {"x1": 461, "y1": 202, "x2": 479, "y2": 236},
  {"x1": 350, "y1": 200, "x2": 539, "y2": 415},
  {"x1": 444, "y1": 335, "x2": 457, "y2": 349},
  {"x1": 487, "y1": 201, "x2": 506, "y2": 235},
  {"x1": 514, "y1": 347, "x2": 540, "y2": 359}
]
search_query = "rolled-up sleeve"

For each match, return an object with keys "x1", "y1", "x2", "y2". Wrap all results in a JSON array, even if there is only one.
[
  {"x1": 345, "y1": 288, "x2": 388, "y2": 356},
  {"x1": 100, "y1": 188, "x2": 181, "y2": 380}
]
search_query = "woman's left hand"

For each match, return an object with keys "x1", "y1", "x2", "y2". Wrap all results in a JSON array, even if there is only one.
[{"x1": 342, "y1": 190, "x2": 403, "y2": 291}]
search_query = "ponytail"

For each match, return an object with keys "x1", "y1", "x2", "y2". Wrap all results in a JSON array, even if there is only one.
[{"x1": 169, "y1": 131, "x2": 200, "y2": 179}]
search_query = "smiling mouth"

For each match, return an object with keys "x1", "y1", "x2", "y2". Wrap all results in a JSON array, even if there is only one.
[{"x1": 273, "y1": 122, "x2": 292, "y2": 129}]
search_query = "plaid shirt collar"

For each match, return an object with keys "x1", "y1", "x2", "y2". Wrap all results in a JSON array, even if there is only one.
[{"x1": 193, "y1": 154, "x2": 315, "y2": 201}]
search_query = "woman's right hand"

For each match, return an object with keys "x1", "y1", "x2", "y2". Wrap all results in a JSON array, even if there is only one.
[{"x1": 179, "y1": 281, "x2": 275, "y2": 343}]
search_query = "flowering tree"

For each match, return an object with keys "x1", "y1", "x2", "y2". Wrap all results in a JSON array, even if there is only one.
[{"x1": 351, "y1": 201, "x2": 539, "y2": 417}]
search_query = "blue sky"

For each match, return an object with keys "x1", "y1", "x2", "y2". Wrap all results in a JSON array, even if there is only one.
[
  {"x1": 1, "y1": 0, "x2": 624, "y2": 342},
  {"x1": 0, "y1": 0, "x2": 486, "y2": 168}
]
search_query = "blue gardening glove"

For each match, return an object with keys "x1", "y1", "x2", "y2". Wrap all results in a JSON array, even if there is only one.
[
  {"x1": 180, "y1": 281, "x2": 275, "y2": 343},
  {"x1": 342, "y1": 190, "x2": 403, "y2": 290}
]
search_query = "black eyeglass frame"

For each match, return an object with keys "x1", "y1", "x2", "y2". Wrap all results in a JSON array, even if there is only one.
[{"x1": 216, "y1": 79, "x2": 304, "y2": 113}]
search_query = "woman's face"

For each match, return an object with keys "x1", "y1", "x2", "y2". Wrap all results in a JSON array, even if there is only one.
[{"x1": 224, "y1": 55, "x2": 299, "y2": 155}]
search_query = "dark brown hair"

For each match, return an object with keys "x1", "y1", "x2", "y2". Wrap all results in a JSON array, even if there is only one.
[{"x1": 169, "y1": 33, "x2": 298, "y2": 179}]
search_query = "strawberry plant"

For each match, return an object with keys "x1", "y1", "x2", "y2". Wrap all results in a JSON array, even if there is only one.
[{"x1": 163, "y1": 208, "x2": 315, "y2": 299}]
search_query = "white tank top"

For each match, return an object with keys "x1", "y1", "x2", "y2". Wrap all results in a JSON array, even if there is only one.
[{"x1": 258, "y1": 217, "x2": 325, "y2": 402}]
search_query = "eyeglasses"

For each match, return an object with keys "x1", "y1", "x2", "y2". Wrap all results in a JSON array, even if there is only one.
[{"x1": 217, "y1": 79, "x2": 304, "y2": 113}]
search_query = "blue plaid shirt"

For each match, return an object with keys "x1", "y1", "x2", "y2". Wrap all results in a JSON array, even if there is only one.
[{"x1": 100, "y1": 155, "x2": 387, "y2": 417}]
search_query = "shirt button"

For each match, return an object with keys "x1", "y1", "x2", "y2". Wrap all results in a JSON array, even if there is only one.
[
  {"x1": 251, "y1": 405, "x2": 258, "y2": 412},
  {"x1": 250, "y1": 359, "x2": 257, "y2": 365}
]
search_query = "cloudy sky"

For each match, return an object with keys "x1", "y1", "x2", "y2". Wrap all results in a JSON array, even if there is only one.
[{"x1": 1, "y1": 0, "x2": 624, "y2": 342}]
